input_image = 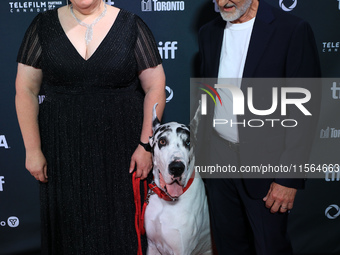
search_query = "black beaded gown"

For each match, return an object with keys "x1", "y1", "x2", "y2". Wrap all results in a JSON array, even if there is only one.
[{"x1": 17, "y1": 7, "x2": 161, "y2": 255}]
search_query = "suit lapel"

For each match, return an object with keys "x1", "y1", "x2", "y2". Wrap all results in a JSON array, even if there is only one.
[
  {"x1": 243, "y1": 1, "x2": 275, "y2": 78},
  {"x1": 210, "y1": 18, "x2": 226, "y2": 77}
]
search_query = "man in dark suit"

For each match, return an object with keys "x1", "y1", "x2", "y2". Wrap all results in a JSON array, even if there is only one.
[{"x1": 197, "y1": 0, "x2": 321, "y2": 254}]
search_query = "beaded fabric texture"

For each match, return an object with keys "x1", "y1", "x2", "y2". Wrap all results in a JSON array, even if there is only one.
[{"x1": 17, "y1": 8, "x2": 161, "y2": 255}]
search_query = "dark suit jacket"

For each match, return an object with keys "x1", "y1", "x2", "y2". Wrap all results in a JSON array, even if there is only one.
[{"x1": 198, "y1": 0, "x2": 321, "y2": 198}]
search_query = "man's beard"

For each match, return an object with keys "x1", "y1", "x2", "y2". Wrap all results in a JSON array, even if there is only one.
[{"x1": 219, "y1": 0, "x2": 252, "y2": 22}]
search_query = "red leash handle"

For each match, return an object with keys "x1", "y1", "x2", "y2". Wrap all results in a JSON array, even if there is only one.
[{"x1": 132, "y1": 172, "x2": 148, "y2": 255}]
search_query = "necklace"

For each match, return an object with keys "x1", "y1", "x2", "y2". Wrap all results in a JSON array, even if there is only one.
[{"x1": 70, "y1": 4, "x2": 107, "y2": 45}]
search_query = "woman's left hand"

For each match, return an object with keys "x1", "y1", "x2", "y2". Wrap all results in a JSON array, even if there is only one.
[{"x1": 129, "y1": 145, "x2": 152, "y2": 180}]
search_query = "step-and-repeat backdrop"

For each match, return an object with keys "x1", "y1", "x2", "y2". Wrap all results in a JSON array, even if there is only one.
[{"x1": 0, "y1": 0, "x2": 339, "y2": 254}]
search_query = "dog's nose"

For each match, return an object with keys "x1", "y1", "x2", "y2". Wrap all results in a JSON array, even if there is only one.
[{"x1": 169, "y1": 161, "x2": 185, "y2": 177}]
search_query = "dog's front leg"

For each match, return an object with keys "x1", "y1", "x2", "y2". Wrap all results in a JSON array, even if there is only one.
[{"x1": 146, "y1": 241, "x2": 162, "y2": 255}]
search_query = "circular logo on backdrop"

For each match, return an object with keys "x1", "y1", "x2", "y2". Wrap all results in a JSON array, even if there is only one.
[
  {"x1": 166, "y1": 86, "x2": 174, "y2": 103},
  {"x1": 279, "y1": 0, "x2": 297, "y2": 12},
  {"x1": 213, "y1": 0, "x2": 219, "y2": 12},
  {"x1": 104, "y1": 0, "x2": 115, "y2": 6},
  {"x1": 7, "y1": 216, "x2": 19, "y2": 228},
  {"x1": 325, "y1": 204, "x2": 340, "y2": 219}
]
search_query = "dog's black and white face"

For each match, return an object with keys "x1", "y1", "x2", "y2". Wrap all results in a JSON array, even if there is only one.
[{"x1": 149, "y1": 105, "x2": 194, "y2": 198}]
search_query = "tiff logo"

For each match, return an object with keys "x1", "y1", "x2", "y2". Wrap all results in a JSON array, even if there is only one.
[
  {"x1": 0, "y1": 176, "x2": 4, "y2": 191},
  {"x1": 158, "y1": 41, "x2": 178, "y2": 59},
  {"x1": 331, "y1": 82, "x2": 340, "y2": 99},
  {"x1": 325, "y1": 170, "x2": 340, "y2": 182}
]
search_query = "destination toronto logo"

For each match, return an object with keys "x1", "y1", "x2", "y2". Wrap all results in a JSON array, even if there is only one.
[
  {"x1": 198, "y1": 82, "x2": 312, "y2": 128},
  {"x1": 141, "y1": 0, "x2": 185, "y2": 12}
]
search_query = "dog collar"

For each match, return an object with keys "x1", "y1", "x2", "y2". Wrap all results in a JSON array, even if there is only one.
[{"x1": 148, "y1": 171, "x2": 195, "y2": 202}]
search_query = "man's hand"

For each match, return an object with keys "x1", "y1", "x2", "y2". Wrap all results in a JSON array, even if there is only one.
[{"x1": 263, "y1": 182, "x2": 297, "y2": 213}]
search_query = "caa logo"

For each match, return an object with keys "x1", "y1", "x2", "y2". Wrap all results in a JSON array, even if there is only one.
[
  {"x1": 0, "y1": 135, "x2": 9, "y2": 149},
  {"x1": 279, "y1": 0, "x2": 297, "y2": 12},
  {"x1": 0, "y1": 216, "x2": 20, "y2": 228},
  {"x1": 325, "y1": 204, "x2": 340, "y2": 220},
  {"x1": 158, "y1": 41, "x2": 178, "y2": 60},
  {"x1": 141, "y1": 0, "x2": 185, "y2": 12},
  {"x1": 165, "y1": 86, "x2": 174, "y2": 103}
]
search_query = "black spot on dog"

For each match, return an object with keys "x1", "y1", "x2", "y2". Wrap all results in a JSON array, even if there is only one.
[
  {"x1": 156, "y1": 128, "x2": 172, "y2": 141},
  {"x1": 176, "y1": 127, "x2": 189, "y2": 136},
  {"x1": 154, "y1": 125, "x2": 171, "y2": 138},
  {"x1": 176, "y1": 127, "x2": 190, "y2": 150}
]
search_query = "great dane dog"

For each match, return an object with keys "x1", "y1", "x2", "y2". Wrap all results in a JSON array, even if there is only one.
[{"x1": 144, "y1": 104, "x2": 212, "y2": 255}]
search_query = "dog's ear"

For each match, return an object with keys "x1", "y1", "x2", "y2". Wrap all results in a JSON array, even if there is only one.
[
  {"x1": 189, "y1": 101, "x2": 201, "y2": 142},
  {"x1": 152, "y1": 103, "x2": 161, "y2": 133},
  {"x1": 149, "y1": 135, "x2": 154, "y2": 148}
]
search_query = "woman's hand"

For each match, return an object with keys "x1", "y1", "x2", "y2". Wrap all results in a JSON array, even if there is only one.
[
  {"x1": 26, "y1": 149, "x2": 48, "y2": 183},
  {"x1": 129, "y1": 145, "x2": 152, "y2": 180}
]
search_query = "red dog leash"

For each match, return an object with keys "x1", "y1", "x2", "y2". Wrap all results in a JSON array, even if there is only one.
[
  {"x1": 132, "y1": 171, "x2": 195, "y2": 255},
  {"x1": 132, "y1": 172, "x2": 148, "y2": 255}
]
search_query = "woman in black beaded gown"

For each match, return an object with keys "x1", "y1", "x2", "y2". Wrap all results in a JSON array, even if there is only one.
[{"x1": 15, "y1": 0, "x2": 166, "y2": 254}]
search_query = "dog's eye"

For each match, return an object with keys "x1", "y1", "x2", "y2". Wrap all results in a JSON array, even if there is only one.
[{"x1": 159, "y1": 138, "x2": 167, "y2": 146}]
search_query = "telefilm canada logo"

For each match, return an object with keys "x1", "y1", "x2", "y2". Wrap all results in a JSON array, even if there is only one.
[
  {"x1": 199, "y1": 82, "x2": 312, "y2": 128},
  {"x1": 322, "y1": 42, "x2": 339, "y2": 53},
  {"x1": 279, "y1": 0, "x2": 297, "y2": 12},
  {"x1": 141, "y1": 0, "x2": 185, "y2": 12},
  {"x1": 9, "y1": 1, "x2": 63, "y2": 13}
]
